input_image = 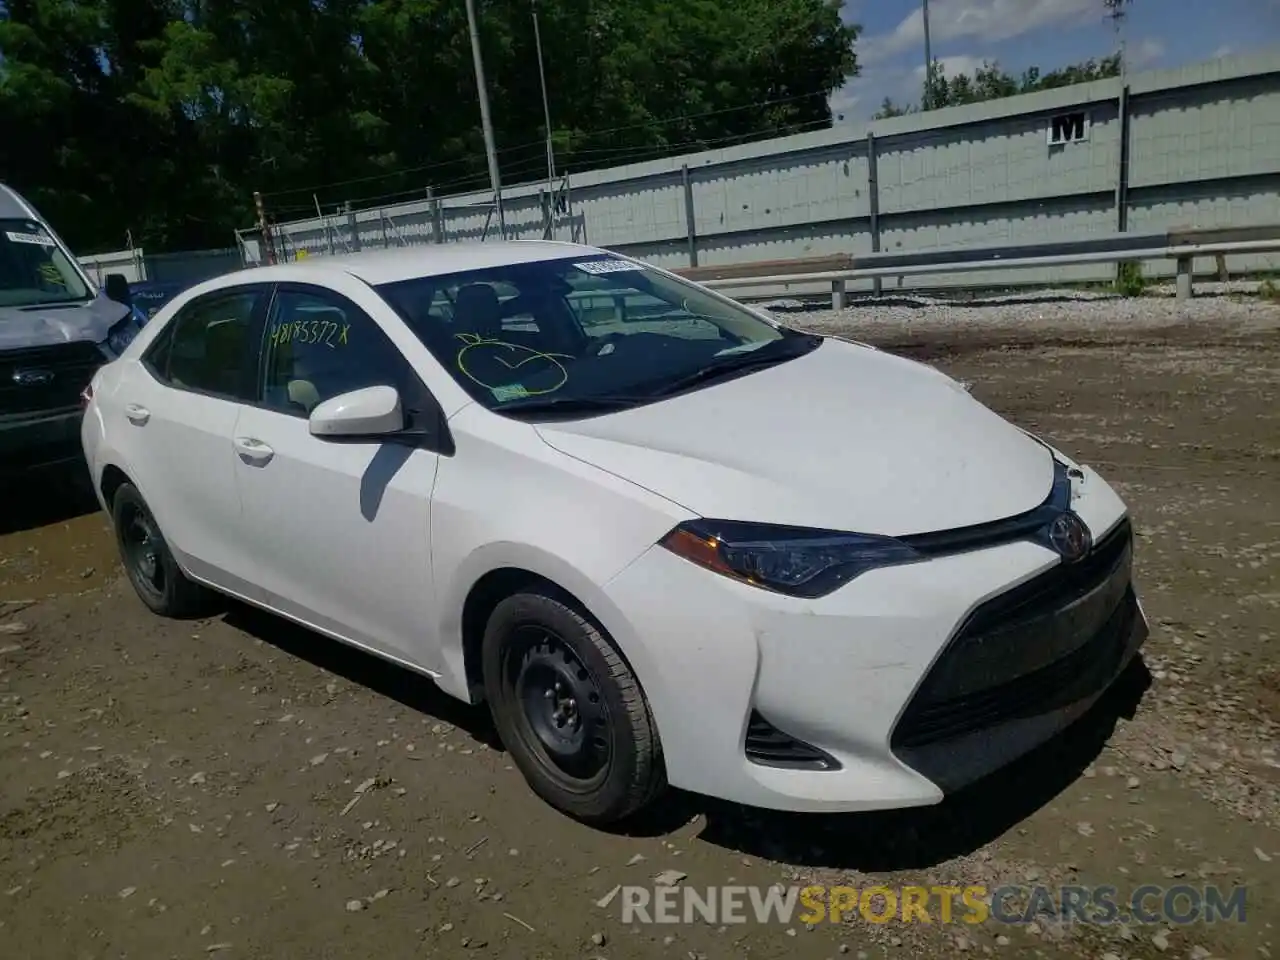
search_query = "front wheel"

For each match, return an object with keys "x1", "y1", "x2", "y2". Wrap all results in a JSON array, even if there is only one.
[
  {"x1": 111, "y1": 482, "x2": 213, "y2": 618},
  {"x1": 482, "y1": 591, "x2": 666, "y2": 825}
]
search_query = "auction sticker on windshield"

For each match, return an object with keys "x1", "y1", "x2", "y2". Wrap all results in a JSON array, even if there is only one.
[
  {"x1": 6, "y1": 230, "x2": 56, "y2": 246},
  {"x1": 573, "y1": 258, "x2": 644, "y2": 275}
]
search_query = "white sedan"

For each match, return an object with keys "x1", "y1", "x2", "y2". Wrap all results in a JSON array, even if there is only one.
[{"x1": 80, "y1": 241, "x2": 1148, "y2": 824}]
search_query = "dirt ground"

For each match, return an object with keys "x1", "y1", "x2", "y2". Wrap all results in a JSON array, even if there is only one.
[{"x1": 1, "y1": 300, "x2": 1278, "y2": 960}]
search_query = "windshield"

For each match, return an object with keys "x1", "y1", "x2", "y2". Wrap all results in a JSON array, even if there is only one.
[
  {"x1": 374, "y1": 254, "x2": 821, "y2": 417},
  {"x1": 0, "y1": 218, "x2": 92, "y2": 308}
]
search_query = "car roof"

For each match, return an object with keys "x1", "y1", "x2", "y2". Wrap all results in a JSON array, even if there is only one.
[{"x1": 228, "y1": 240, "x2": 613, "y2": 288}]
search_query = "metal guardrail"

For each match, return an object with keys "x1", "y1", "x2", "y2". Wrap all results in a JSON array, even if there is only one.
[{"x1": 678, "y1": 226, "x2": 1280, "y2": 307}]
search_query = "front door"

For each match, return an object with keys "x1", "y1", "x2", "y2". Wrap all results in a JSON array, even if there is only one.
[{"x1": 232, "y1": 282, "x2": 444, "y2": 672}]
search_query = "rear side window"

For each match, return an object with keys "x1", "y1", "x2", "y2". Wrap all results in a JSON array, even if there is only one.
[{"x1": 145, "y1": 290, "x2": 261, "y2": 400}]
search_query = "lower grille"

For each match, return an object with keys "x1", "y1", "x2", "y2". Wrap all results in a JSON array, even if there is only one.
[
  {"x1": 1, "y1": 342, "x2": 104, "y2": 415},
  {"x1": 892, "y1": 519, "x2": 1136, "y2": 752},
  {"x1": 894, "y1": 588, "x2": 1137, "y2": 749},
  {"x1": 744, "y1": 710, "x2": 841, "y2": 771}
]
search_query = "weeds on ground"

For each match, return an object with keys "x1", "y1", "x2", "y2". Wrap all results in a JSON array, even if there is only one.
[
  {"x1": 1259, "y1": 278, "x2": 1280, "y2": 303},
  {"x1": 1114, "y1": 261, "x2": 1147, "y2": 297}
]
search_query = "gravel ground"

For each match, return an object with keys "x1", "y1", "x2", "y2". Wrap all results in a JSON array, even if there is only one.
[
  {"x1": 1, "y1": 292, "x2": 1278, "y2": 959},
  {"x1": 763, "y1": 284, "x2": 1280, "y2": 337}
]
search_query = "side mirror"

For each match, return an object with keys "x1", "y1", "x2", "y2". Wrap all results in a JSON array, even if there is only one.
[
  {"x1": 103, "y1": 273, "x2": 132, "y2": 307},
  {"x1": 308, "y1": 385, "x2": 405, "y2": 439}
]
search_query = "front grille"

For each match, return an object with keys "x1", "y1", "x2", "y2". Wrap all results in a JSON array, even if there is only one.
[
  {"x1": 891, "y1": 518, "x2": 1135, "y2": 752},
  {"x1": 0, "y1": 342, "x2": 103, "y2": 416},
  {"x1": 744, "y1": 710, "x2": 841, "y2": 771}
]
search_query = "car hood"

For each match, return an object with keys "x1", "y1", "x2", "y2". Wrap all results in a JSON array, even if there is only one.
[
  {"x1": 534, "y1": 338, "x2": 1054, "y2": 536},
  {"x1": 0, "y1": 295, "x2": 129, "y2": 350}
]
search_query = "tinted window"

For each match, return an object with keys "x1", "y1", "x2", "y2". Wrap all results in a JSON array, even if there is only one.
[
  {"x1": 374, "y1": 254, "x2": 816, "y2": 417},
  {"x1": 140, "y1": 316, "x2": 176, "y2": 379},
  {"x1": 259, "y1": 287, "x2": 414, "y2": 416},
  {"x1": 162, "y1": 290, "x2": 260, "y2": 399}
]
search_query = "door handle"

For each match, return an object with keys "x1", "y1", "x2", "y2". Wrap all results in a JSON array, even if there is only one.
[
  {"x1": 124, "y1": 403, "x2": 150, "y2": 426},
  {"x1": 234, "y1": 436, "x2": 275, "y2": 466}
]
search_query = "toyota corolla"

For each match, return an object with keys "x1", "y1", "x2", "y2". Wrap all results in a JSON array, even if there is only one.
[{"x1": 80, "y1": 241, "x2": 1148, "y2": 824}]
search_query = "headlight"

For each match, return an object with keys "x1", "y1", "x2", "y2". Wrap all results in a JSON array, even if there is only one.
[
  {"x1": 103, "y1": 315, "x2": 141, "y2": 357},
  {"x1": 659, "y1": 519, "x2": 923, "y2": 598}
]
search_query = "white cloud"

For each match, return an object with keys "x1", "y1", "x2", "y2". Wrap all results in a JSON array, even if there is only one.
[
  {"x1": 1126, "y1": 37, "x2": 1166, "y2": 68},
  {"x1": 911, "y1": 53, "x2": 988, "y2": 80},
  {"x1": 863, "y1": 0, "x2": 1099, "y2": 64},
  {"x1": 830, "y1": 60, "x2": 925, "y2": 122},
  {"x1": 1211, "y1": 44, "x2": 1235, "y2": 59},
  {"x1": 829, "y1": 85, "x2": 862, "y2": 122}
]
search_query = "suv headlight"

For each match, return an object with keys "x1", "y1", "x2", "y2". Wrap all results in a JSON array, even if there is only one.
[{"x1": 659, "y1": 519, "x2": 923, "y2": 598}]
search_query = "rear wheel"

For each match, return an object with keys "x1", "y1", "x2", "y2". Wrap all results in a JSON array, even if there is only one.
[
  {"x1": 111, "y1": 482, "x2": 212, "y2": 618},
  {"x1": 482, "y1": 590, "x2": 666, "y2": 825}
]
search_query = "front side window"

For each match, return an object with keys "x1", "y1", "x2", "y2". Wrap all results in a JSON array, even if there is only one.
[
  {"x1": 374, "y1": 254, "x2": 821, "y2": 417},
  {"x1": 0, "y1": 218, "x2": 92, "y2": 307},
  {"x1": 258, "y1": 286, "x2": 416, "y2": 416},
  {"x1": 156, "y1": 290, "x2": 261, "y2": 400}
]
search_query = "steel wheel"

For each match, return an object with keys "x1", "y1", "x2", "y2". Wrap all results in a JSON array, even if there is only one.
[
  {"x1": 508, "y1": 626, "x2": 612, "y2": 787},
  {"x1": 482, "y1": 590, "x2": 666, "y2": 824},
  {"x1": 110, "y1": 481, "x2": 214, "y2": 619},
  {"x1": 120, "y1": 500, "x2": 167, "y2": 603}
]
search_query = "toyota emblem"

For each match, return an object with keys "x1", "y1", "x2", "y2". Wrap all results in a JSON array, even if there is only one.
[{"x1": 1047, "y1": 512, "x2": 1092, "y2": 563}]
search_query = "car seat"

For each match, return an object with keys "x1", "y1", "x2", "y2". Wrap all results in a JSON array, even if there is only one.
[
  {"x1": 280, "y1": 306, "x2": 349, "y2": 412},
  {"x1": 203, "y1": 319, "x2": 246, "y2": 395},
  {"x1": 454, "y1": 283, "x2": 504, "y2": 340}
]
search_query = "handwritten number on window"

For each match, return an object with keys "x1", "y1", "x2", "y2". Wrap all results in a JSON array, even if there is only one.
[{"x1": 270, "y1": 320, "x2": 349, "y2": 348}]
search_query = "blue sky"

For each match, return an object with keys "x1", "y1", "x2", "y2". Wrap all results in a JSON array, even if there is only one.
[{"x1": 831, "y1": 0, "x2": 1280, "y2": 121}]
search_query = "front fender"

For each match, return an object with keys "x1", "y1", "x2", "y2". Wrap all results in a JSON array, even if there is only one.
[
  {"x1": 433, "y1": 540, "x2": 653, "y2": 704},
  {"x1": 427, "y1": 409, "x2": 692, "y2": 704}
]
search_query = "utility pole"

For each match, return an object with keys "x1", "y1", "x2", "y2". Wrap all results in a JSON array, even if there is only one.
[
  {"x1": 464, "y1": 0, "x2": 506, "y2": 239},
  {"x1": 922, "y1": 0, "x2": 933, "y2": 109},
  {"x1": 253, "y1": 191, "x2": 276, "y2": 265},
  {"x1": 532, "y1": 0, "x2": 555, "y2": 187},
  {"x1": 1105, "y1": 0, "x2": 1130, "y2": 79}
]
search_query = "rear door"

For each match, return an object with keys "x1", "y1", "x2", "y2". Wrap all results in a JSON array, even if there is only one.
[{"x1": 111, "y1": 285, "x2": 270, "y2": 599}]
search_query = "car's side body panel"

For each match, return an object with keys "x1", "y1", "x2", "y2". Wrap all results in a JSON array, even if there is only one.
[{"x1": 427, "y1": 402, "x2": 690, "y2": 702}]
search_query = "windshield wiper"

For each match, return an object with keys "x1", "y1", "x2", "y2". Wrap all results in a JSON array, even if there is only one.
[
  {"x1": 494, "y1": 395, "x2": 649, "y2": 417},
  {"x1": 640, "y1": 334, "x2": 822, "y2": 398}
]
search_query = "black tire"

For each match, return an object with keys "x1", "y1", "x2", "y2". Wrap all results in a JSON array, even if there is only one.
[
  {"x1": 111, "y1": 482, "x2": 212, "y2": 618},
  {"x1": 482, "y1": 590, "x2": 666, "y2": 825}
]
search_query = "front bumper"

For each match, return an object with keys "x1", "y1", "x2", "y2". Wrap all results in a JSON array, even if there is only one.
[
  {"x1": 0, "y1": 408, "x2": 85, "y2": 477},
  {"x1": 602, "y1": 464, "x2": 1147, "y2": 813}
]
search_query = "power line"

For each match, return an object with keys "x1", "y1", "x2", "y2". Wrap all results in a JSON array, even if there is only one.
[
  {"x1": 260, "y1": 88, "x2": 836, "y2": 202},
  {"x1": 274, "y1": 116, "x2": 835, "y2": 218}
]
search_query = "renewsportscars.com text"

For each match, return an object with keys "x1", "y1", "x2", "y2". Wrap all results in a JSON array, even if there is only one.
[{"x1": 613, "y1": 883, "x2": 1248, "y2": 926}]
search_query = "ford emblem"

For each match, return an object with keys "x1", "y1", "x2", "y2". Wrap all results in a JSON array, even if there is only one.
[
  {"x1": 11, "y1": 368, "x2": 54, "y2": 386},
  {"x1": 1047, "y1": 512, "x2": 1092, "y2": 563}
]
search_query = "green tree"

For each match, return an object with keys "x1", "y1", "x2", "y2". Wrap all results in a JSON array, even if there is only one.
[
  {"x1": 2, "y1": 0, "x2": 860, "y2": 251},
  {"x1": 874, "y1": 54, "x2": 1124, "y2": 119}
]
